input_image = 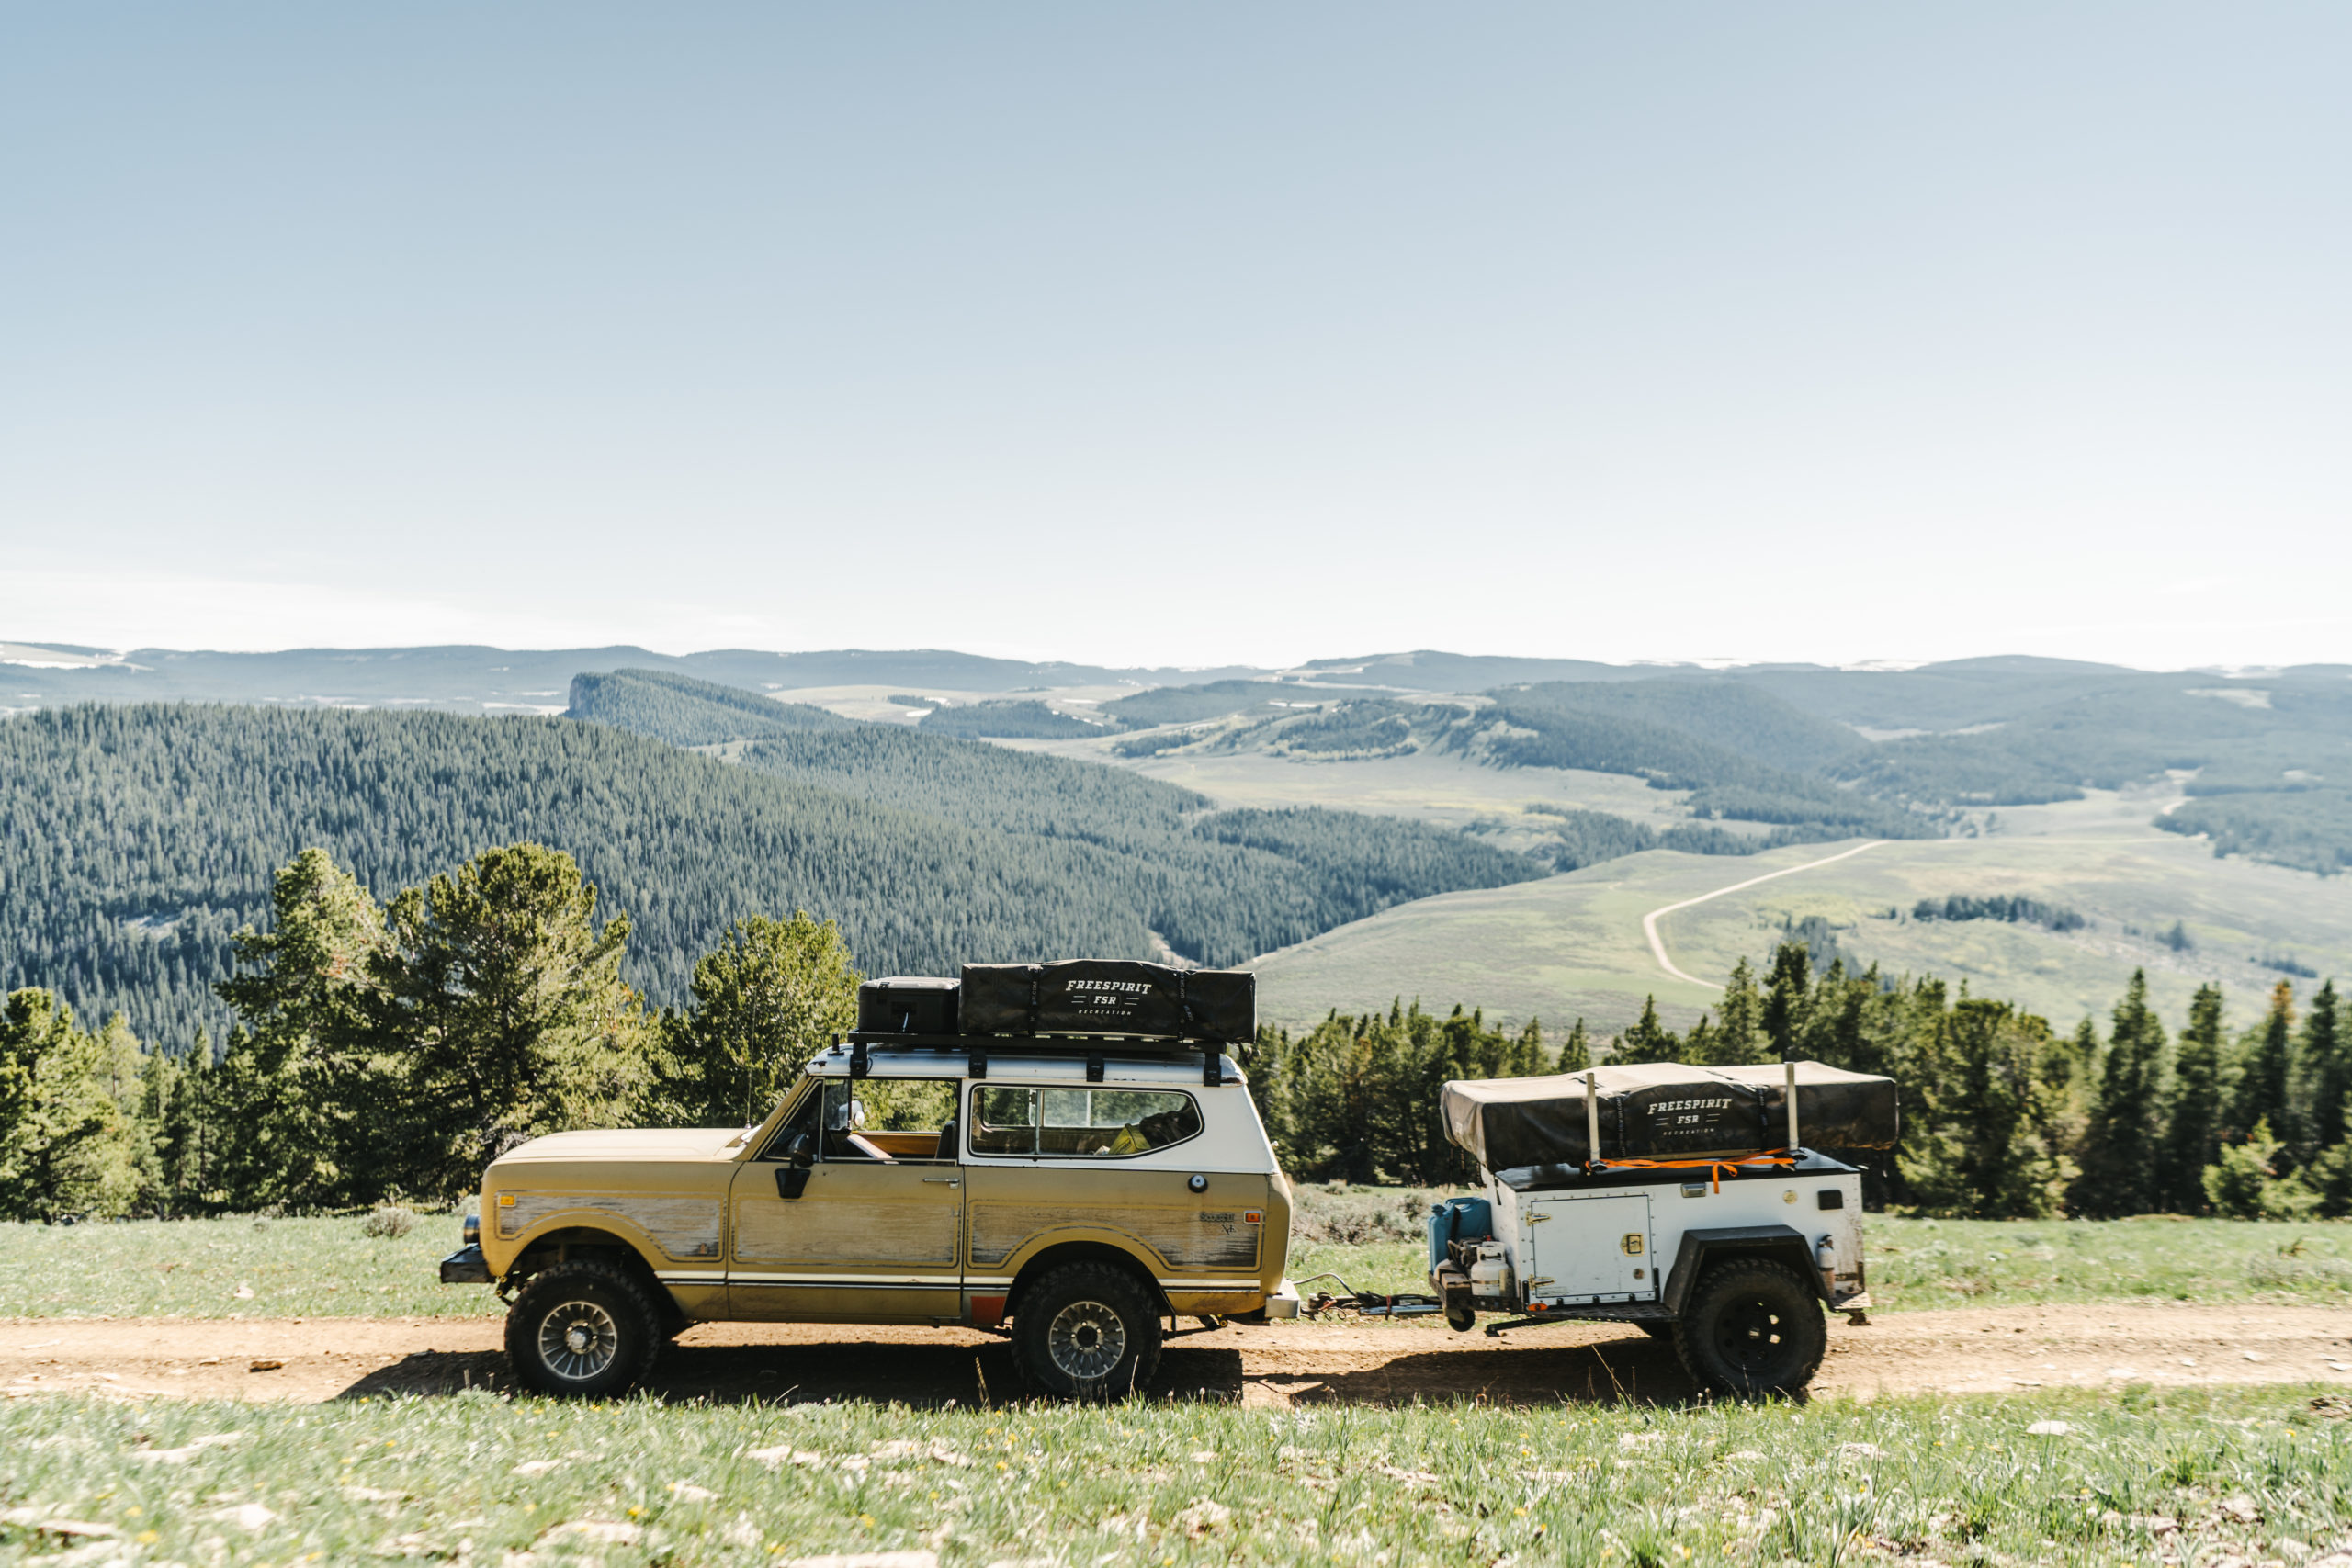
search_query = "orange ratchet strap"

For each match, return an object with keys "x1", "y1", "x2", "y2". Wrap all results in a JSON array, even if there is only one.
[{"x1": 1589, "y1": 1151, "x2": 1800, "y2": 1192}]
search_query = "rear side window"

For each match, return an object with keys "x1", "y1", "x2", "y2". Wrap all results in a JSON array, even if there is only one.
[{"x1": 969, "y1": 1087, "x2": 1201, "y2": 1159}]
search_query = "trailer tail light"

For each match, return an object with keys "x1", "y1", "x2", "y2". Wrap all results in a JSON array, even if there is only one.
[{"x1": 1243, "y1": 1210, "x2": 1262, "y2": 1225}]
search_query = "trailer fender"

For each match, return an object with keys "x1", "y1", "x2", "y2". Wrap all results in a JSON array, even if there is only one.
[{"x1": 1662, "y1": 1224, "x2": 1826, "y2": 1315}]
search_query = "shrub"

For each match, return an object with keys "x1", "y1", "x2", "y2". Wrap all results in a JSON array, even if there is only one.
[
  {"x1": 361, "y1": 1204, "x2": 418, "y2": 1239},
  {"x1": 2201, "y1": 1122, "x2": 2318, "y2": 1220}
]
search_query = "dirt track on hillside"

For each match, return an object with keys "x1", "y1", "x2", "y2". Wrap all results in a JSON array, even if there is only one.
[{"x1": 6, "y1": 1303, "x2": 2348, "y2": 1407}]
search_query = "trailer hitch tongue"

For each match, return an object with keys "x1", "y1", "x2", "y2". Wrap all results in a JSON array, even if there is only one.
[{"x1": 1291, "y1": 1273, "x2": 1446, "y2": 1319}]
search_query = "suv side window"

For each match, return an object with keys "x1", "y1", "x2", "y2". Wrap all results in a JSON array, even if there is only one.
[
  {"x1": 969, "y1": 1087, "x2": 1201, "y2": 1158},
  {"x1": 819, "y1": 1078, "x2": 959, "y2": 1164}
]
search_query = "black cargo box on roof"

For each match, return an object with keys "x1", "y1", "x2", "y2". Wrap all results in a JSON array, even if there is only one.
[
  {"x1": 856, "y1": 976, "x2": 960, "y2": 1036},
  {"x1": 958, "y1": 960, "x2": 1256, "y2": 1043},
  {"x1": 1439, "y1": 1060, "x2": 1898, "y2": 1188}
]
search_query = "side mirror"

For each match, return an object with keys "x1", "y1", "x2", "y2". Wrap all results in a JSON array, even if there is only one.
[{"x1": 786, "y1": 1132, "x2": 815, "y2": 1168}]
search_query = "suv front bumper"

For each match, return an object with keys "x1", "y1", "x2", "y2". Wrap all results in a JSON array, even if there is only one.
[{"x1": 439, "y1": 1244, "x2": 492, "y2": 1285}]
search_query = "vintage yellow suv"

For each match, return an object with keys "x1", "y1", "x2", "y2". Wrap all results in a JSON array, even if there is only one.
[{"x1": 442, "y1": 965, "x2": 1296, "y2": 1401}]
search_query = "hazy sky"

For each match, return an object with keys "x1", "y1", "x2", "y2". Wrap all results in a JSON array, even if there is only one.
[{"x1": 4, "y1": 4, "x2": 2346, "y2": 669}]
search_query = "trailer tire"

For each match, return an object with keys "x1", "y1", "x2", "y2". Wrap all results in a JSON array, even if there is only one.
[
  {"x1": 1672, "y1": 1259, "x2": 1824, "y2": 1399},
  {"x1": 1010, "y1": 1263, "x2": 1161, "y2": 1402},
  {"x1": 504, "y1": 1259, "x2": 663, "y2": 1398},
  {"x1": 1444, "y1": 1303, "x2": 1476, "y2": 1333}
]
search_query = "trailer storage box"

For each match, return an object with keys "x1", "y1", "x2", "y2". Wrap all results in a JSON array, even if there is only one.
[
  {"x1": 856, "y1": 976, "x2": 961, "y2": 1035},
  {"x1": 1439, "y1": 1060, "x2": 1897, "y2": 1186},
  {"x1": 957, "y1": 960, "x2": 1256, "y2": 1041}
]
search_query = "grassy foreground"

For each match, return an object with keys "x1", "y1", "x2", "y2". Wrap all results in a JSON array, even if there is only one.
[
  {"x1": 4, "y1": 1200, "x2": 2349, "y2": 1320},
  {"x1": 0, "y1": 1212, "x2": 482, "y2": 1320},
  {"x1": 3, "y1": 1385, "x2": 2348, "y2": 1566}
]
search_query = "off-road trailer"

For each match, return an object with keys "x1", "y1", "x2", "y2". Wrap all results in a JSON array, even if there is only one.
[{"x1": 1304, "y1": 1060, "x2": 1894, "y2": 1398}]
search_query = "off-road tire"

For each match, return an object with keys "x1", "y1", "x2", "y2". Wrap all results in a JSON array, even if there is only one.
[
  {"x1": 504, "y1": 1259, "x2": 663, "y2": 1398},
  {"x1": 1009, "y1": 1263, "x2": 1162, "y2": 1402},
  {"x1": 1671, "y1": 1259, "x2": 1825, "y2": 1399}
]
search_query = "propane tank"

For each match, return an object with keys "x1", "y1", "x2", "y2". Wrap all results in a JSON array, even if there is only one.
[
  {"x1": 1815, "y1": 1234, "x2": 1837, "y2": 1300},
  {"x1": 1469, "y1": 1241, "x2": 1513, "y2": 1302}
]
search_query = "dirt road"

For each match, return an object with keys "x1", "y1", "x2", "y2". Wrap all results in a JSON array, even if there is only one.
[
  {"x1": 6, "y1": 1303, "x2": 2348, "y2": 1407},
  {"x1": 1640, "y1": 840, "x2": 1885, "y2": 985}
]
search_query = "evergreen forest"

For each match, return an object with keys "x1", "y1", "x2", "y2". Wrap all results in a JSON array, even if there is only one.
[
  {"x1": 0, "y1": 698, "x2": 1539, "y2": 1050},
  {"x1": 5, "y1": 832, "x2": 2345, "y2": 1225}
]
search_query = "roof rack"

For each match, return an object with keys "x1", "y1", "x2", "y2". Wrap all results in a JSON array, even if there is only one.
[{"x1": 836, "y1": 1031, "x2": 1238, "y2": 1088}]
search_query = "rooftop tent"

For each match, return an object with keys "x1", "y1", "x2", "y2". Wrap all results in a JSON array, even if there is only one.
[
  {"x1": 958, "y1": 960, "x2": 1255, "y2": 1042},
  {"x1": 1438, "y1": 1060, "x2": 1898, "y2": 1187}
]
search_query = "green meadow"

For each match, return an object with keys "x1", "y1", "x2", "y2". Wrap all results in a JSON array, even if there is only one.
[
  {"x1": 3, "y1": 1384, "x2": 2346, "y2": 1565},
  {"x1": 4, "y1": 1204, "x2": 2346, "y2": 1321},
  {"x1": 1245, "y1": 789, "x2": 2352, "y2": 1034}
]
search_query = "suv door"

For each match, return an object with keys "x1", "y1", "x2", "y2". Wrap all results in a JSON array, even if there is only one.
[{"x1": 727, "y1": 1077, "x2": 964, "y2": 1322}]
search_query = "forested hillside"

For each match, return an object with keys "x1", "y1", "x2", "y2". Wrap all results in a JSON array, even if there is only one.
[
  {"x1": 565, "y1": 668, "x2": 854, "y2": 744},
  {"x1": 1464, "y1": 684, "x2": 1931, "y2": 840},
  {"x1": 0, "y1": 703, "x2": 1544, "y2": 1049},
  {"x1": 572, "y1": 673, "x2": 1546, "y2": 966},
  {"x1": 1487, "y1": 680, "x2": 1867, "y2": 773},
  {"x1": 913, "y1": 699, "x2": 1105, "y2": 739}
]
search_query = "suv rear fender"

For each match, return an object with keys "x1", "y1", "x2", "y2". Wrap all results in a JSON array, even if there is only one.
[
  {"x1": 1661, "y1": 1224, "x2": 1826, "y2": 1315},
  {"x1": 992, "y1": 1241, "x2": 1173, "y2": 1328},
  {"x1": 1258, "y1": 1168, "x2": 1295, "y2": 1299}
]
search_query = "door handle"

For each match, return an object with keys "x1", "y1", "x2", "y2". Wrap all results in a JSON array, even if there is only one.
[{"x1": 922, "y1": 1177, "x2": 961, "y2": 1187}]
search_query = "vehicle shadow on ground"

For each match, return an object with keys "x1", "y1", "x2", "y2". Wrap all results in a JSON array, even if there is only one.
[
  {"x1": 1272, "y1": 1337, "x2": 1702, "y2": 1407},
  {"x1": 329, "y1": 1330, "x2": 1701, "y2": 1408}
]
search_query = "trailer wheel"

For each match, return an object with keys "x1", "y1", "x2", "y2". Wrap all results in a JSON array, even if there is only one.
[
  {"x1": 1010, "y1": 1263, "x2": 1161, "y2": 1402},
  {"x1": 1444, "y1": 1303, "x2": 1476, "y2": 1333},
  {"x1": 1672, "y1": 1259, "x2": 1824, "y2": 1398},
  {"x1": 504, "y1": 1259, "x2": 663, "y2": 1398}
]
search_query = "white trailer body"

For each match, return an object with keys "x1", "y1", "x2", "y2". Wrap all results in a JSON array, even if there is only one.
[{"x1": 1472, "y1": 1156, "x2": 1869, "y2": 1318}]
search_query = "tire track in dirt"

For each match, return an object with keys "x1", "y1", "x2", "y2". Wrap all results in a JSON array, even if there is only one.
[{"x1": 6, "y1": 1303, "x2": 2348, "y2": 1408}]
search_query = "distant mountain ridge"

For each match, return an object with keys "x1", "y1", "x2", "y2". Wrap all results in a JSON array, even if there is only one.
[
  {"x1": 0, "y1": 643, "x2": 1264, "y2": 712},
  {"x1": 11, "y1": 638, "x2": 2350, "y2": 877}
]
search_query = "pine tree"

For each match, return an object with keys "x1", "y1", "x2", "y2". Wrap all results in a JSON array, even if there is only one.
[
  {"x1": 377, "y1": 843, "x2": 653, "y2": 1198},
  {"x1": 2299, "y1": 979, "x2": 2345, "y2": 1152},
  {"x1": 2226, "y1": 982, "x2": 2299, "y2": 1155},
  {"x1": 2067, "y1": 970, "x2": 2168, "y2": 1218},
  {"x1": 1710, "y1": 958, "x2": 1769, "y2": 1066},
  {"x1": 1510, "y1": 1018, "x2": 1545, "y2": 1077},
  {"x1": 1556, "y1": 1019, "x2": 1591, "y2": 1074},
  {"x1": 2159, "y1": 984, "x2": 2226, "y2": 1211},
  {"x1": 1612, "y1": 997, "x2": 1681, "y2": 1065},
  {"x1": 1897, "y1": 999, "x2": 2065, "y2": 1218},
  {"x1": 2201, "y1": 1120, "x2": 2317, "y2": 1219},
  {"x1": 658, "y1": 912, "x2": 862, "y2": 1127},
  {"x1": 1760, "y1": 943, "x2": 1811, "y2": 1059},
  {"x1": 0, "y1": 990, "x2": 149, "y2": 1221},
  {"x1": 213, "y1": 849, "x2": 398, "y2": 1210}
]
